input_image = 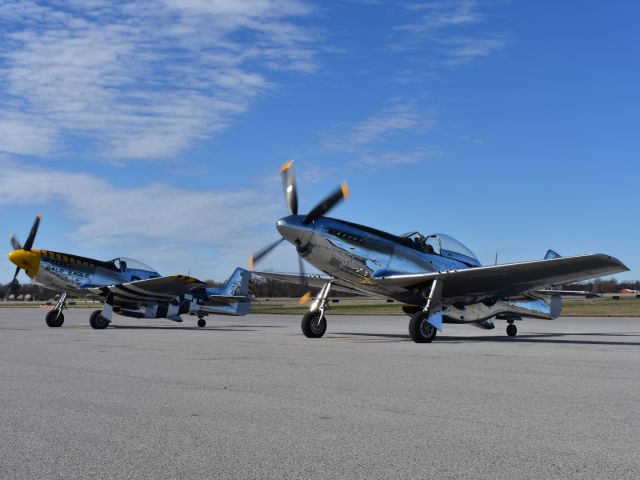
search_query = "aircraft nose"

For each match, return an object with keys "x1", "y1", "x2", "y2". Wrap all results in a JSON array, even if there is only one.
[
  {"x1": 276, "y1": 215, "x2": 313, "y2": 246},
  {"x1": 8, "y1": 249, "x2": 40, "y2": 277}
]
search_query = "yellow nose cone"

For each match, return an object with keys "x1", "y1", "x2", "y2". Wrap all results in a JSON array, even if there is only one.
[{"x1": 8, "y1": 249, "x2": 41, "y2": 278}]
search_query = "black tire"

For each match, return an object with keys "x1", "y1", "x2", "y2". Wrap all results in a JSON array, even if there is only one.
[
  {"x1": 506, "y1": 323, "x2": 517, "y2": 337},
  {"x1": 45, "y1": 310, "x2": 64, "y2": 328},
  {"x1": 408, "y1": 312, "x2": 437, "y2": 343},
  {"x1": 89, "y1": 310, "x2": 109, "y2": 329},
  {"x1": 197, "y1": 318, "x2": 206, "y2": 328},
  {"x1": 301, "y1": 311, "x2": 327, "y2": 338}
]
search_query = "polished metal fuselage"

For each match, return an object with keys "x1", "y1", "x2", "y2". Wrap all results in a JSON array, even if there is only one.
[
  {"x1": 276, "y1": 215, "x2": 556, "y2": 323},
  {"x1": 32, "y1": 252, "x2": 247, "y2": 320},
  {"x1": 34, "y1": 255, "x2": 150, "y2": 297}
]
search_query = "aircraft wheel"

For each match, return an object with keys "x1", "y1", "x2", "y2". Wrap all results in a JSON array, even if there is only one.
[
  {"x1": 197, "y1": 318, "x2": 206, "y2": 328},
  {"x1": 408, "y1": 312, "x2": 437, "y2": 343},
  {"x1": 45, "y1": 310, "x2": 64, "y2": 328},
  {"x1": 301, "y1": 311, "x2": 327, "y2": 338},
  {"x1": 506, "y1": 323, "x2": 517, "y2": 337},
  {"x1": 89, "y1": 310, "x2": 109, "y2": 329}
]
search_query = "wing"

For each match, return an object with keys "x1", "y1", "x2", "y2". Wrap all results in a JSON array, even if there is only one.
[
  {"x1": 88, "y1": 275, "x2": 205, "y2": 306},
  {"x1": 252, "y1": 271, "x2": 376, "y2": 297},
  {"x1": 371, "y1": 253, "x2": 628, "y2": 301}
]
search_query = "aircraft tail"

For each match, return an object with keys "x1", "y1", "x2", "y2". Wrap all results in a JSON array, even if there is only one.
[
  {"x1": 220, "y1": 267, "x2": 252, "y2": 297},
  {"x1": 201, "y1": 268, "x2": 252, "y2": 316},
  {"x1": 544, "y1": 249, "x2": 561, "y2": 260}
]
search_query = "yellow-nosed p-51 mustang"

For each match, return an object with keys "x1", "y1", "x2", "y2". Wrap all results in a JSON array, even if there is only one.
[{"x1": 7, "y1": 214, "x2": 251, "y2": 329}]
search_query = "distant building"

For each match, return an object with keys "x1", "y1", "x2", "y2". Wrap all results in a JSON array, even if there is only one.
[{"x1": 621, "y1": 289, "x2": 639, "y2": 294}]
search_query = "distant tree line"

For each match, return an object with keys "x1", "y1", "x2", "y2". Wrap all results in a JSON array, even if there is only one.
[
  {"x1": 562, "y1": 279, "x2": 639, "y2": 293},
  {"x1": 0, "y1": 280, "x2": 59, "y2": 301}
]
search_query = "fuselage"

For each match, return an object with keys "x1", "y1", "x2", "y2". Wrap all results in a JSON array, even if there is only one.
[
  {"x1": 8, "y1": 248, "x2": 159, "y2": 297},
  {"x1": 275, "y1": 215, "x2": 566, "y2": 325},
  {"x1": 6, "y1": 248, "x2": 249, "y2": 319},
  {"x1": 276, "y1": 215, "x2": 480, "y2": 305}
]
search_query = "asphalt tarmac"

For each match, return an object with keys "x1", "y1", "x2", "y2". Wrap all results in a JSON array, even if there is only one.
[{"x1": 1, "y1": 309, "x2": 639, "y2": 479}]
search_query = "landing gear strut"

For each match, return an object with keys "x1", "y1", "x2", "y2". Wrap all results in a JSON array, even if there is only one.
[
  {"x1": 506, "y1": 322, "x2": 517, "y2": 337},
  {"x1": 45, "y1": 292, "x2": 67, "y2": 327},
  {"x1": 197, "y1": 317, "x2": 206, "y2": 328},
  {"x1": 408, "y1": 279, "x2": 443, "y2": 343},
  {"x1": 301, "y1": 282, "x2": 331, "y2": 338}
]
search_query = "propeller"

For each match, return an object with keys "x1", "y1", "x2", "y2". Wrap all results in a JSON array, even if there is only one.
[
  {"x1": 250, "y1": 161, "x2": 348, "y2": 304},
  {"x1": 23, "y1": 213, "x2": 41, "y2": 251},
  {"x1": 303, "y1": 182, "x2": 349, "y2": 225},
  {"x1": 281, "y1": 160, "x2": 298, "y2": 216},
  {"x1": 10, "y1": 235, "x2": 22, "y2": 251},
  {"x1": 249, "y1": 238, "x2": 285, "y2": 271},
  {"x1": 5, "y1": 213, "x2": 41, "y2": 300},
  {"x1": 4, "y1": 266, "x2": 21, "y2": 300}
]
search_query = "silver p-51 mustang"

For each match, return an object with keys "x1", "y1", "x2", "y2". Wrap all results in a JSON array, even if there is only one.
[
  {"x1": 251, "y1": 161, "x2": 628, "y2": 343},
  {"x1": 7, "y1": 215, "x2": 252, "y2": 329}
]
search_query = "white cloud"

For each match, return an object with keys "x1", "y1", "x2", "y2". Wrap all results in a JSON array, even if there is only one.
[
  {"x1": 0, "y1": 157, "x2": 289, "y2": 279},
  {"x1": 324, "y1": 102, "x2": 433, "y2": 152},
  {"x1": 402, "y1": 0, "x2": 481, "y2": 30},
  {"x1": 0, "y1": 0, "x2": 319, "y2": 160},
  {"x1": 390, "y1": 0, "x2": 508, "y2": 66},
  {"x1": 352, "y1": 150, "x2": 440, "y2": 168}
]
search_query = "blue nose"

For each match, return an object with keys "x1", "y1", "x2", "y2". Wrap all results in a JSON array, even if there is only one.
[{"x1": 276, "y1": 215, "x2": 314, "y2": 246}]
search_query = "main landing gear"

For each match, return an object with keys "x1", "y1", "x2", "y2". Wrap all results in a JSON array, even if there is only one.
[
  {"x1": 89, "y1": 309, "x2": 110, "y2": 329},
  {"x1": 45, "y1": 292, "x2": 67, "y2": 327},
  {"x1": 301, "y1": 282, "x2": 331, "y2": 338},
  {"x1": 197, "y1": 317, "x2": 206, "y2": 328},
  {"x1": 506, "y1": 321, "x2": 518, "y2": 337},
  {"x1": 408, "y1": 279, "x2": 443, "y2": 343},
  {"x1": 301, "y1": 311, "x2": 327, "y2": 338},
  {"x1": 408, "y1": 311, "x2": 437, "y2": 343}
]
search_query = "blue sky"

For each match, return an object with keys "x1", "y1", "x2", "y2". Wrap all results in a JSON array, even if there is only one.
[{"x1": 0, "y1": 0, "x2": 638, "y2": 283}]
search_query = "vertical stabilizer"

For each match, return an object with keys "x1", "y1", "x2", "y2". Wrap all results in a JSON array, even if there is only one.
[{"x1": 221, "y1": 267, "x2": 252, "y2": 297}]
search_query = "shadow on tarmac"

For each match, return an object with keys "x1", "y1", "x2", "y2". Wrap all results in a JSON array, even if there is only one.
[
  {"x1": 333, "y1": 331, "x2": 640, "y2": 346},
  {"x1": 109, "y1": 324, "x2": 285, "y2": 332}
]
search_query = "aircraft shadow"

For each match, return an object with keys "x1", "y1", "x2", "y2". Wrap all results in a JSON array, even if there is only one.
[
  {"x1": 109, "y1": 324, "x2": 284, "y2": 332},
  {"x1": 333, "y1": 331, "x2": 640, "y2": 346}
]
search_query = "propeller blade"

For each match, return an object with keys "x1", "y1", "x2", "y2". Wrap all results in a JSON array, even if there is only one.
[
  {"x1": 302, "y1": 181, "x2": 349, "y2": 225},
  {"x1": 249, "y1": 238, "x2": 285, "y2": 270},
  {"x1": 281, "y1": 160, "x2": 298, "y2": 216},
  {"x1": 296, "y1": 255, "x2": 313, "y2": 303},
  {"x1": 297, "y1": 255, "x2": 307, "y2": 286},
  {"x1": 10, "y1": 235, "x2": 22, "y2": 251},
  {"x1": 299, "y1": 291, "x2": 312, "y2": 305},
  {"x1": 22, "y1": 213, "x2": 42, "y2": 251},
  {"x1": 4, "y1": 266, "x2": 21, "y2": 300}
]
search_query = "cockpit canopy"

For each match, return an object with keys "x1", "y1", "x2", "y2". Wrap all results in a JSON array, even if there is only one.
[
  {"x1": 400, "y1": 232, "x2": 481, "y2": 267},
  {"x1": 110, "y1": 257, "x2": 158, "y2": 274}
]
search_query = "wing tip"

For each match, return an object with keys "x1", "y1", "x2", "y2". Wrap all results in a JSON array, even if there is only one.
[{"x1": 590, "y1": 253, "x2": 630, "y2": 273}]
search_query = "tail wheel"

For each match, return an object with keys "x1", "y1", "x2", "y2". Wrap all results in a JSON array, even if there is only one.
[
  {"x1": 89, "y1": 310, "x2": 109, "y2": 329},
  {"x1": 408, "y1": 312, "x2": 437, "y2": 343},
  {"x1": 301, "y1": 311, "x2": 327, "y2": 338},
  {"x1": 45, "y1": 310, "x2": 64, "y2": 328}
]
